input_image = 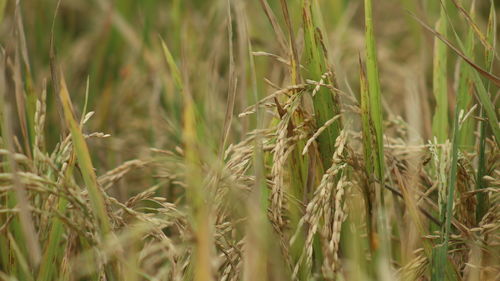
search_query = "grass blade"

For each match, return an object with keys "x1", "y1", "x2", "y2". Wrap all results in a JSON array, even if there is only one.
[
  {"x1": 363, "y1": 1, "x2": 389, "y2": 274},
  {"x1": 363, "y1": 0, "x2": 384, "y2": 189},
  {"x1": 160, "y1": 38, "x2": 183, "y2": 92},
  {"x1": 302, "y1": 0, "x2": 342, "y2": 170},
  {"x1": 358, "y1": 58, "x2": 377, "y2": 274},
  {"x1": 476, "y1": 0, "x2": 496, "y2": 223},
  {"x1": 431, "y1": 5, "x2": 448, "y2": 144},
  {"x1": 57, "y1": 74, "x2": 118, "y2": 280},
  {"x1": 58, "y1": 75, "x2": 112, "y2": 235},
  {"x1": 456, "y1": 2, "x2": 475, "y2": 149}
]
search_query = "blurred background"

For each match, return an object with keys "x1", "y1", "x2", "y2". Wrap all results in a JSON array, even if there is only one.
[{"x1": 1, "y1": 0, "x2": 496, "y2": 165}]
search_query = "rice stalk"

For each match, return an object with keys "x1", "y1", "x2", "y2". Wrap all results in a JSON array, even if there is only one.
[
  {"x1": 455, "y1": 2, "x2": 476, "y2": 149},
  {"x1": 57, "y1": 74, "x2": 119, "y2": 280},
  {"x1": 363, "y1": 0, "x2": 390, "y2": 277},
  {"x1": 431, "y1": 3, "x2": 448, "y2": 144},
  {"x1": 302, "y1": 0, "x2": 342, "y2": 170},
  {"x1": 411, "y1": 14, "x2": 500, "y2": 145},
  {"x1": 475, "y1": 0, "x2": 496, "y2": 224}
]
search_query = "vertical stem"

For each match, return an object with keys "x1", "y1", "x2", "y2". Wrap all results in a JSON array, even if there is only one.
[{"x1": 364, "y1": 0, "x2": 389, "y2": 272}]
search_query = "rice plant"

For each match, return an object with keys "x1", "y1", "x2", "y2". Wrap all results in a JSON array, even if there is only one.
[{"x1": 0, "y1": 0, "x2": 498, "y2": 280}]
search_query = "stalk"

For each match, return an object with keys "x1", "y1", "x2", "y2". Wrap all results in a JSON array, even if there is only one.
[
  {"x1": 58, "y1": 75, "x2": 118, "y2": 280},
  {"x1": 432, "y1": 4, "x2": 448, "y2": 144},
  {"x1": 358, "y1": 58, "x2": 375, "y2": 276},
  {"x1": 302, "y1": 0, "x2": 342, "y2": 171},
  {"x1": 456, "y1": 3, "x2": 476, "y2": 149},
  {"x1": 301, "y1": 1, "x2": 344, "y2": 277},
  {"x1": 430, "y1": 2, "x2": 449, "y2": 279},
  {"x1": 476, "y1": 1, "x2": 496, "y2": 223},
  {"x1": 363, "y1": 0, "x2": 389, "y2": 275}
]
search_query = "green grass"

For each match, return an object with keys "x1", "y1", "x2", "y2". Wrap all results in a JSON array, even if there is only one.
[
  {"x1": 361, "y1": 1, "x2": 394, "y2": 279},
  {"x1": 431, "y1": 3, "x2": 449, "y2": 144},
  {"x1": 476, "y1": 0, "x2": 496, "y2": 225},
  {"x1": 302, "y1": 0, "x2": 342, "y2": 170}
]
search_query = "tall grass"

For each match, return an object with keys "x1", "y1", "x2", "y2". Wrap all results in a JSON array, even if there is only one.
[{"x1": 0, "y1": 0, "x2": 499, "y2": 280}]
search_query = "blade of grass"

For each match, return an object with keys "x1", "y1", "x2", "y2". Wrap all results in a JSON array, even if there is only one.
[
  {"x1": 1, "y1": 56, "x2": 42, "y2": 272},
  {"x1": 160, "y1": 38, "x2": 183, "y2": 92},
  {"x1": 36, "y1": 82, "x2": 73, "y2": 281},
  {"x1": 456, "y1": 2, "x2": 475, "y2": 149},
  {"x1": 57, "y1": 74, "x2": 119, "y2": 281},
  {"x1": 358, "y1": 57, "x2": 376, "y2": 276},
  {"x1": 37, "y1": 154, "x2": 77, "y2": 281},
  {"x1": 476, "y1": 0, "x2": 496, "y2": 223},
  {"x1": 302, "y1": 1, "x2": 344, "y2": 277},
  {"x1": 359, "y1": 59, "x2": 436, "y2": 259},
  {"x1": 432, "y1": 2, "x2": 478, "y2": 280},
  {"x1": 302, "y1": 0, "x2": 342, "y2": 170},
  {"x1": 1, "y1": 48, "x2": 41, "y2": 280},
  {"x1": 178, "y1": 33, "x2": 214, "y2": 281},
  {"x1": 9, "y1": 30, "x2": 31, "y2": 158},
  {"x1": 432, "y1": 46, "x2": 462, "y2": 281},
  {"x1": 36, "y1": 194, "x2": 69, "y2": 281},
  {"x1": 430, "y1": 7, "x2": 449, "y2": 272},
  {"x1": 363, "y1": 0, "x2": 389, "y2": 274},
  {"x1": 58, "y1": 74, "x2": 112, "y2": 238},
  {"x1": 15, "y1": 6, "x2": 37, "y2": 156},
  {"x1": 363, "y1": 0, "x2": 384, "y2": 190},
  {"x1": 467, "y1": 67, "x2": 499, "y2": 146},
  {"x1": 431, "y1": 3, "x2": 448, "y2": 144},
  {"x1": 278, "y1": 3, "x2": 309, "y2": 278}
]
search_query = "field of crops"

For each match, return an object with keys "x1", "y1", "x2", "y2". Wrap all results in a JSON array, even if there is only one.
[{"x1": 0, "y1": 0, "x2": 498, "y2": 280}]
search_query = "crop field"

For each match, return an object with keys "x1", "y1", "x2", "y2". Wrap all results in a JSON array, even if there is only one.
[{"x1": 0, "y1": 0, "x2": 498, "y2": 280}]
